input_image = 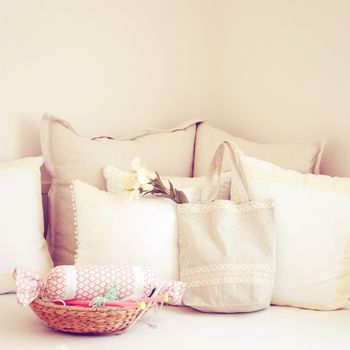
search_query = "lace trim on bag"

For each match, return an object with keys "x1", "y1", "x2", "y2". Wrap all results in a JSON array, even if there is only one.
[
  {"x1": 181, "y1": 264, "x2": 274, "y2": 288},
  {"x1": 177, "y1": 199, "x2": 273, "y2": 214},
  {"x1": 181, "y1": 264, "x2": 273, "y2": 277},
  {"x1": 183, "y1": 275, "x2": 274, "y2": 288}
]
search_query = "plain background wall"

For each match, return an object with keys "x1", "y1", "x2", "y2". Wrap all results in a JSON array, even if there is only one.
[
  {"x1": 0, "y1": 0, "x2": 217, "y2": 166},
  {"x1": 214, "y1": 0, "x2": 350, "y2": 176},
  {"x1": 1, "y1": 0, "x2": 350, "y2": 176}
]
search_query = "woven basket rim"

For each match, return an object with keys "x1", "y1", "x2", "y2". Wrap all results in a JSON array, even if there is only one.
[{"x1": 31, "y1": 298, "x2": 142, "y2": 312}]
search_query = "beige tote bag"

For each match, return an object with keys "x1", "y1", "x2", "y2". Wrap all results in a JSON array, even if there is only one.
[{"x1": 178, "y1": 142, "x2": 275, "y2": 313}]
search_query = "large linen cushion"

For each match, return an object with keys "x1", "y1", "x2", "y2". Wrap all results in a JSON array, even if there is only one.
[
  {"x1": 41, "y1": 114, "x2": 198, "y2": 265},
  {"x1": 0, "y1": 157, "x2": 53, "y2": 293},
  {"x1": 194, "y1": 123, "x2": 326, "y2": 176},
  {"x1": 241, "y1": 153, "x2": 350, "y2": 310}
]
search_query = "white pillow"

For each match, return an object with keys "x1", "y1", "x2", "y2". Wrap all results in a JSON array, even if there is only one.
[
  {"x1": 241, "y1": 153, "x2": 350, "y2": 310},
  {"x1": 72, "y1": 180, "x2": 183, "y2": 281},
  {"x1": 0, "y1": 157, "x2": 53, "y2": 293}
]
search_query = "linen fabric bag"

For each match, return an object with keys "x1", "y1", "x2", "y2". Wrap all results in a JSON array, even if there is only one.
[{"x1": 177, "y1": 142, "x2": 275, "y2": 313}]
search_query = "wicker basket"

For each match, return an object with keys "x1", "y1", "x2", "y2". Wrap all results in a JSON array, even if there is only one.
[{"x1": 30, "y1": 298, "x2": 156, "y2": 335}]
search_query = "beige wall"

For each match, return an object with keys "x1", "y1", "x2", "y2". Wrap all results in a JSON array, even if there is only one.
[
  {"x1": 1, "y1": 0, "x2": 350, "y2": 176},
  {"x1": 214, "y1": 0, "x2": 350, "y2": 176},
  {"x1": 0, "y1": 0, "x2": 216, "y2": 163}
]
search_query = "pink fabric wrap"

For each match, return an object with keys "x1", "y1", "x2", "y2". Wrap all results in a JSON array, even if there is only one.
[
  {"x1": 14, "y1": 265, "x2": 186, "y2": 306},
  {"x1": 160, "y1": 281, "x2": 186, "y2": 306},
  {"x1": 14, "y1": 265, "x2": 157, "y2": 305}
]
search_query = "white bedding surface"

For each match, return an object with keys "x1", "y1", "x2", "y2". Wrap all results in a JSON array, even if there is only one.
[{"x1": 1, "y1": 294, "x2": 349, "y2": 350}]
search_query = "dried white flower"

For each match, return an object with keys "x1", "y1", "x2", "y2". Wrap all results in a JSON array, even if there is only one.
[
  {"x1": 126, "y1": 157, "x2": 156, "y2": 192},
  {"x1": 113, "y1": 157, "x2": 188, "y2": 203}
]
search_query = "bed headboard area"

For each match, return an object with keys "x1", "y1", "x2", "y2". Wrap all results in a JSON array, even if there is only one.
[{"x1": 2, "y1": 0, "x2": 350, "y2": 183}]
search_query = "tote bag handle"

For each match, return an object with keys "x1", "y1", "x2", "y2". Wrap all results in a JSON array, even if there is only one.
[{"x1": 201, "y1": 141, "x2": 251, "y2": 204}]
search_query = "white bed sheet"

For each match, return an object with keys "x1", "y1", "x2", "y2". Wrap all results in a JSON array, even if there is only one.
[{"x1": 1, "y1": 294, "x2": 349, "y2": 350}]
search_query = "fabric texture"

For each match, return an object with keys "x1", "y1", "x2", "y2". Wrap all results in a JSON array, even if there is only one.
[
  {"x1": 193, "y1": 122, "x2": 326, "y2": 176},
  {"x1": 0, "y1": 157, "x2": 52, "y2": 294},
  {"x1": 241, "y1": 152, "x2": 350, "y2": 310},
  {"x1": 178, "y1": 142, "x2": 275, "y2": 313},
  {"x1": 40, "y1": 113, "x2": 199, "y2": 265}
]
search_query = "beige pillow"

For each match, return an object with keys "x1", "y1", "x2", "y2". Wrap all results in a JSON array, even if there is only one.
[
  {"x1": 40, "y1": 113, "x2": 199, "y2": 265},
  {"x1": 193, "y1": 123, "x2": 326, "y2": 176}
]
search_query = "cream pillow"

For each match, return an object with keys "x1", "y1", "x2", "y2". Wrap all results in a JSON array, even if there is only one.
[
  {"x1": 194, "y1": 123, "x2": 326, "y2": 176},
  {"x1": 0, "y1": 157, "x2": 53, "y2": 293},
  {"x1": 240, "y1": 152, "x2": 350, "y2": 310},
  {"x1": 72, "y1": 181, "x2": 191, "y2": 281},
  {"x1": 40, "y1": 113, "x2": 199, "y2": 265}
]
